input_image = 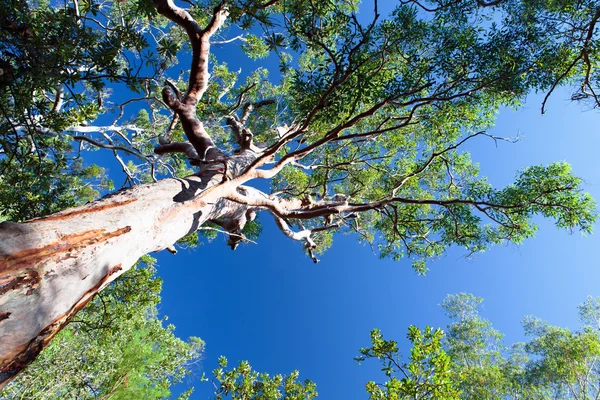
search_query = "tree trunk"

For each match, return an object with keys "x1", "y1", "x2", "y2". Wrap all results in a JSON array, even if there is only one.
[{"x1": 0, "y1": 161, "x2": 247, "y2": 387}]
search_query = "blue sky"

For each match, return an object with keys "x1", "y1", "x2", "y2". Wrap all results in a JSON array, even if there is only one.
[{"x1": 152, "y1": 87, "x2": 600, "y2": 398}]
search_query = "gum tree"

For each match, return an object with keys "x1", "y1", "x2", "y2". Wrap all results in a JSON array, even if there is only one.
[{"x1": 1, "y1": 0, "x2": 598, "y2": 385}]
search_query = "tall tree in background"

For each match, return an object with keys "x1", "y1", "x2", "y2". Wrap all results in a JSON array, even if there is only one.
[
  {"x1": 1, "y1": 0, "x2": 598, "y2": 384},
  {"x1": 446, "y1": 294, "x2": 600, "y2": 399}
]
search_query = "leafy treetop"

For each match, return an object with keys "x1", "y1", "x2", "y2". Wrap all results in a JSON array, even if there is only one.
[{"x1": 0, "y1": 0, "x2": 598, "y2": 270}]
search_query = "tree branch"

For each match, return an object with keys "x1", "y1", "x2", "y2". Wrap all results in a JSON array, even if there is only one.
[
  {"x1": 153, "y1": 1, "x2": 228, "y2": 162},
  {"x1": 224, "y1": 115, "x2": 263, "y2": 153},
  {"x1": 154, "y1": 142, "x2": 201, "y2": 165},
  {"x1": 270, "y1": 214, "x2": 321, "y2": 263},
  {"x1": 198, "y1": 226, "x2": 257, "y2": 245},
  {"x1": 72, "y1": 135, "x2": 147, "y2": 160},
  {"x1": 542, "y1": 8, "x2": 600, "y2": 113},
  {"x1": 240, "y1": 99, "x2": 275, "y2": 124}
]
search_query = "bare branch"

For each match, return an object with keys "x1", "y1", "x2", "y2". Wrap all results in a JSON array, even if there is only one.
[
  {"x1": 72, "y1": 135, "x2": 147, "y2": 160},
  {"x1": 67, "y1": 125, "x2": 144, "y2": 134},
  {"x1": 110, "y1": 96, "x2": 157, "y2": 126},
  {"x1": 198, "y1": 226, "x2": 257, "y2": 245},
  {"x1": 164, "y1": 113, "x2": 179, "y2": 139},
  {"x1": 212, "y1": 35, "x2": 246, "y2": 45},
  {"x1": 224, "y1": 116, "x2": 263, "y2": 153},
  {"x1": 240, "y1": 99, "x2": 275, "y2": 124},
  {"x1": 165, "y1": 79, "x2": 182, "y2": 101},
  {"x1": 542, "y1": 8, "x2": 600, "y2": 113},
  {"x1": 162, "y1": 86, "x2": 183, "y2": 111},
  {"x1": 51, "y1": 85, "x2": 64, "y2": 113},
  {"x1": 270, "y1": 214, "x2": 320, "y2": 263},
  {"x1": 190, "y1": 3, "x2": 228, "y2": 104},
  {"x1": 154, "y1": 142, "x2": 201, "y2": 165},
  {"x1": 153, "y1": 1, "x2": 228, "y2": 161}
]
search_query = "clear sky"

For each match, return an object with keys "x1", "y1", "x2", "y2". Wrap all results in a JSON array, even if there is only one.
[
  {"x1": 151, "y1": 86, "x2": 600, "y2": 399},
  {"x1": 78, "y1": 2, "x2": 600, "y2": 398}
]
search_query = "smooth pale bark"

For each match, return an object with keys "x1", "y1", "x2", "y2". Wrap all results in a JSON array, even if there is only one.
[{"x1": 0, "y1": 159, "x2": 252, "y2": 387}]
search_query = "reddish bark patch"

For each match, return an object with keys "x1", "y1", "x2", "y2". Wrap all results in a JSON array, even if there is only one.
[
  {"x1": 108, "y1": 264, "x2": 123, "y2": 276},
  {"x1": 0, "y1": 270, "x2": 40, "y2": 296},
  {"x1": 0, "y1": 226, "x2": 132, "y2": 277},
  {"x1": 0, "y1": 312, "x2": 10, "y2": 322},
  {"x1": 27, "y1": 199, "x2": 137, "y2": 223}
]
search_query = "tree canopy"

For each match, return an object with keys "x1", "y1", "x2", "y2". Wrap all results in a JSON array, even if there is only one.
[
  {"x1": 1, "y1": 0, "x2": 598, "y2": 267},
  {"x1": 122, "y1": 293, "x2": 600, "y2": 399},
  {"x1": 199, "y1": 294, "x2": 600, "y2": 399}
]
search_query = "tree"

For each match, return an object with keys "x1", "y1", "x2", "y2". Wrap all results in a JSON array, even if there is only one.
[
  {"x1": 163, "y1": 294, "x2": 600, "y2": 399},
  {"x1": 440, "y1": 293, "x2": 527, "y2": 398},
  {"x1": 0, "y1": 59, "x2": 202, "y2": 396},
  {"x1": 354, "y1": 294, "x2": 600, "y2": 399},
  {"x1": 443, "y1": 293, "x2": 600, "y2": 399},
  {"x1": 1, "y1": 0, "x2": 598, "y2": 385}
]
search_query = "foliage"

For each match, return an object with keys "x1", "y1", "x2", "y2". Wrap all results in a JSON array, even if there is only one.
[
  {"x1": 0, "y1": 0, "x2": 169, "y2": 199},
  {"x1": 442, "y1": 293, "x2": 521, "y2": 398},
  {"x1": 211, "y1": 357, "x2": 317, "y2": 400},
  {"x1": 2, "y1": 0, "x2": 600, "y2": 394},
  {"x1": 0, "y1": 149, "x2": 113, "y2": 223},
  {"x1": 0, "y1": 24, "x2": 202, "y2": 393},
  {"x1": 0, "y1": 256, "x2": 204, "y2": 400},
  {"x1": 445, "y1": 293, "x2": 600, "y2": 399},
  {"x1": 356, "y1": 327, "x2": 460, "y2": 399},
  {"x1": 355, "y1": 294, "x2": 600, "y2": 399},
  {"x1": 206, "y1": 294, "x2": 600, "y2": 399}
]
